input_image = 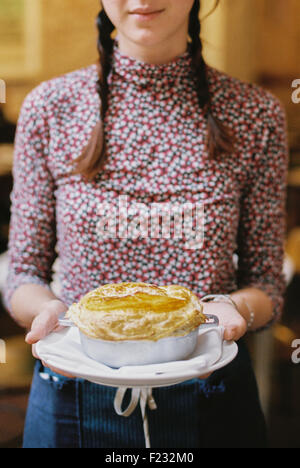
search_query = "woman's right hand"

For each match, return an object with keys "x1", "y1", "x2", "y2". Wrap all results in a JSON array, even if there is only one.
[
  {"x1": 25, "y1": 299, "x2": 67, "y2": 344},
  {"x1": 25, "y1": 299, "x2": 75, "y2": 377}
]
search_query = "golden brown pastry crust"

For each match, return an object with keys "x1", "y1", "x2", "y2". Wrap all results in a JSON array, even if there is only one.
[{"x1": 66, "y1": 282, "x2": 206, "y2": 341}]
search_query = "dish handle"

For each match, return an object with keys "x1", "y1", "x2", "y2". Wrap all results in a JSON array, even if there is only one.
[
  {"x1": 58, "y1": 318, "x2": 76, "y2": 327},
  {"x1": 202, "y1": 314, "x2": 219, "y2": 328}
]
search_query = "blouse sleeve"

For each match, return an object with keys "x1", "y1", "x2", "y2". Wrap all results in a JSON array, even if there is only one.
[
  {"x1": 235, "y1": 95, "x2": 289, "y2": 330},
  {"x1": 3, "y1": 85, "x2": 57, "y2": 319}
]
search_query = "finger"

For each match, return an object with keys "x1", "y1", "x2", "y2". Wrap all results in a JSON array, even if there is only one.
[
  {"x1": 46, "y1": 365, "x2": 76, "y2": 379},
  {"x1": 198, "y1": 372, "x2": 212, "y2": 380},
  {"x1": 35, "y1": 353, "x2": 76, "y2": 378},
  {"x1": 223, "y1": 326, "x2": 239, "y2": 342},
  {"x1": 26, "y1": 311, "x2": 59, "y2": 344},
  {"x1": 26, "y1": 330, "x2": 44, "y2": 345},
  {"x1": 223, "y1": 328, "x2": 233, "y2": 341},
  {"x1": 53, "y1": 324, "x2": 65, "y2": 333},
  {"x1": 26, "y1": 324, "x2": 65, "y2": 344}
]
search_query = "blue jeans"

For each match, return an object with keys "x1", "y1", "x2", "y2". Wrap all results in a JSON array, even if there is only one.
[{"x1": 23, "y1": 340, "x2": 267, "y2": 448}]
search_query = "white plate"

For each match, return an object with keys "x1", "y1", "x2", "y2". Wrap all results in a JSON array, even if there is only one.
[{"x1": 36, "y1": 327, "x2": 238, "y2": 389}]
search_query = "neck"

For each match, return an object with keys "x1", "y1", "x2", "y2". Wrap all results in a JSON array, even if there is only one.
[{"x1": 115, "y1": 31, "x2": 189, "y2": 65}]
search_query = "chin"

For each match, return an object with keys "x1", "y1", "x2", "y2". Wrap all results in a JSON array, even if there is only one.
[{"x1": 130, "y1": 30, "x2": 164, "y2": 48}]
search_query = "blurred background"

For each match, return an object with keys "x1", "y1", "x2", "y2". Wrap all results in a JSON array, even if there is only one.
[{"x1": 0, "y1": 0, "x2": 299, "y2": 448}]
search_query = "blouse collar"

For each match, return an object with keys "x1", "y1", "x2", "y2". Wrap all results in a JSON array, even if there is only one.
[{"x1": 110, "y1": 39, "x2": 194, "y2": 89}]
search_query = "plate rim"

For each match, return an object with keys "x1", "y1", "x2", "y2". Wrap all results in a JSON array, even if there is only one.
[{"x1": 36, "y1": 328, "x2": 238, "y2": 388}]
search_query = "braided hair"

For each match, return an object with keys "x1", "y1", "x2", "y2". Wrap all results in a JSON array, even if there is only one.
[{"x1": 72, "y1": 0, "x2": 236, "y2": 180}]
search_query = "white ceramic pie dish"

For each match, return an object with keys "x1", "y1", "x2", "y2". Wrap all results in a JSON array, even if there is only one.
[{"x1": 58, "y1": 314, "x2": 219, "y2": 368}]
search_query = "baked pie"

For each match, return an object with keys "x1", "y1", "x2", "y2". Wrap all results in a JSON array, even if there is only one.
[{"x1": 66, "y1": 282, "x2": 207, "y2": 341}]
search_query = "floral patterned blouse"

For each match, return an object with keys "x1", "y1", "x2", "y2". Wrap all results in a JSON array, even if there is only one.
[{"x1": 4, "y1": 40, "x2": 289, "y2": 328}]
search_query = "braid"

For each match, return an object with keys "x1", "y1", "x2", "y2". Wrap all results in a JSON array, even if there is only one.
[
  {"x1": 189, "y1": 1, "x2": 208, "y2": 110},
  {"x1": 189, "y1": 0, "x2": 236, "y2": 158},
  {"x1": 96, "y1": 9, "x2": 115, "y2": 118},
  {"x1": 71, "y1": 8, "x2": 115, "y2": 179}
]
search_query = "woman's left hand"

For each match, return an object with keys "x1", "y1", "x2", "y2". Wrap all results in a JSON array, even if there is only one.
[
  {"x1": 195, "y1": 300, "x2": 247, "y2": 380},
  {"x1": 202, "y1": 300, "x2": 247, "y2": 342}
]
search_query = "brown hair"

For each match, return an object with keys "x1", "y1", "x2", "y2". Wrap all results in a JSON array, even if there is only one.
[{"x1": 71, "y1": 0, "x2": 236, "y2": 180}]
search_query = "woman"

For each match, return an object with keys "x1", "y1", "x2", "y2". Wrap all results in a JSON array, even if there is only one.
[{"x1": 4, "y1": 0, "x2": 289, "y2": 448}]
